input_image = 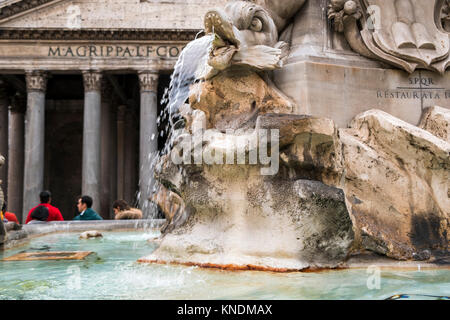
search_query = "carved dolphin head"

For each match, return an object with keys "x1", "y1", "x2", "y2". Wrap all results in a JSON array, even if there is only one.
[
  {"x1": 205, "y1": 1, "x2": 279, "y2": 48},
  {"x1": 203, "y1": 0, "x2": 306, "y2": 74},
  {"x1": 249, "y1": 0, "x2": 307, "y2": 32}
]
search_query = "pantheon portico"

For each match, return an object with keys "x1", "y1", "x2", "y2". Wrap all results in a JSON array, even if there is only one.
[{"x1": 0, "y1": 0, "x2": 229, "y2": 222}]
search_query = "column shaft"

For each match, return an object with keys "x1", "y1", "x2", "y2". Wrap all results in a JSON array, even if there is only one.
[
  {"x1": 23, "y1": 72, "x2": 47, "y2": 219},
  {"x1": 124, "y1": 107, "x2": 137, "y2": 204},
  {"x1": 109, "y1": 104, "x2": 118, "y2": 219},
  {"x1": 82, "y1": 71, "x2": 102, "y2": 213},
  {"x1": 138, "y1": 72, "x2": 159, "y2": 217},
  {"x1": 100, "y1": 80, "x2": 112, "y2": 219},
  {"x1": 116, "y1": 105, "x2": 126, "y2": 200},
  {"x1": 7, "y1": 94, "x2": 25, "y2": 222}
]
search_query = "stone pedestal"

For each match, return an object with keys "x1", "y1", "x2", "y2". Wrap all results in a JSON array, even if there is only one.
[
  {"x1": 138, "y1": 71, "x2": 159, "y2": 217},
  {"x1": 82, "y1": 71, "x2": 102, "y2": 213},
  {"x1": 7, "y1": 94, "x2": 25, "y2": 223},
  {"x1": 275, "y1": 63, "x2": 450, "y2": 128},
  {"x1": 23, "y1": 71, "x2": 47, "y2": 218},
  {"x1": 274, "y1": 0, "x2": 450, "y2": 128}
]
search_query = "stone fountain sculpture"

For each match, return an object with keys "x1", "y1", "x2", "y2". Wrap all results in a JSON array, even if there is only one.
[
  {"x1": 142, "y1": 0, "x2": 449, "y2": 271},
  {"x1": 144, "y1": 0, "x2": 355, "y2": 271}
]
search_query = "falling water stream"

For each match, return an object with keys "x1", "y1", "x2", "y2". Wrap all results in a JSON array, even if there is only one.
[
  {"x1": 165, "y1": 34, "x2": 215, "y2": 122},
  {"x1": 136, "y1": 33, "x2": 215, "y2": 214}
]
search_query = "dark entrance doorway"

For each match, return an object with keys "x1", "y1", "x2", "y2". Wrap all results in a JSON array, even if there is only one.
[{"x1": 44, "y1": 75, "x2": 84, "y2": 220}]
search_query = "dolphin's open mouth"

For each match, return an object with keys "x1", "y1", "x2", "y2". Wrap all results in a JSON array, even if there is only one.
[
  {"x1": 202, "y1": 3, "x2": 284, "y2": 73},
  {"x1": 204, "y1": 9, "x2": 241, "y2": 48},
  {"x1": 204, "y1": 9, "x2": 242, "y2": 71}
]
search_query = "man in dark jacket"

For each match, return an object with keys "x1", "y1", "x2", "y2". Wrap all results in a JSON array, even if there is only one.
[{"x1": 74, "y1": 195, "x2": 103, "y2": 221}]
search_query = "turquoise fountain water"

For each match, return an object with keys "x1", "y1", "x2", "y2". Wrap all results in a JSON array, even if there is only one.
[{"x1": 1, "y1": 231, "x2": 448, "y2": 300}]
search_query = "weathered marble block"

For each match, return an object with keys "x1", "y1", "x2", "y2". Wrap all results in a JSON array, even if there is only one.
[{"x1": 275, "y1": 62, "x2": 450, "y2": 128}]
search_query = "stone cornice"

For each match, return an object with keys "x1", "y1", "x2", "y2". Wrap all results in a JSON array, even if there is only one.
[
  {"x1": 0, "y1": 28, "x2": 202, "y2": 41},
  {"x1": 0, "y1": 0, "x2": 62, "y2": 21}
]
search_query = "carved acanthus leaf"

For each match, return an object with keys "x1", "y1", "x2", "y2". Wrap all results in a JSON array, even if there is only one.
[
  {"x1": 82, "y1": 71, "x2": 102, "y2": 92},
  {"x1": 138, "y1": 72, "x2": 159, "y2": 92},
  {"x1": 25, "y1": 72, "x2": 47, "y2": 92}
]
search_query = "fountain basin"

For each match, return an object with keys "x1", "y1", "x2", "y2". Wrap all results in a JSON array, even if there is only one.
[{"x1": 0, "y1": 231, "x2": 448, "y2": 300}]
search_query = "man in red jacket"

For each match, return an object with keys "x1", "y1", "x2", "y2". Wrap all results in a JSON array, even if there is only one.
[
  {"x1": 1, "y1": 201, "x2": 19, "y2": 224},
  {"x1": 25, "y1": 190, "x2": 64, "y2": 224}
]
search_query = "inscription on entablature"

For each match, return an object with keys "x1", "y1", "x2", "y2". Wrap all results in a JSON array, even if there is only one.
[{"x1": 48, "y1": 45, "x2": 183, "y2": 58}]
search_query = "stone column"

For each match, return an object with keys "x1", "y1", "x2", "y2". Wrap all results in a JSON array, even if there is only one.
[
  {"x1": 82, "y1": 71, "x2": 102, "y2": 213},
  {"x1": 124, "y1": 105, "x2": 138, "y2": 204},
  {"x1": 109, "y1": 103, "x2": 118, "y2": 219},
  {"x1": 7, "y1": 93, "x2": 25, "y2": 223},
  {"x1": 100, "y1": 80, "x2": 112, "y2": 219},
  {"x1": 23, "y1": 71, "x2": 47, "y2": 218},
  {"x1": 138, "y1": 71, "x2": 159, "y2": 217},
  {"x1": 116, "y1": 105, "x2": 126, "y2": 200},
  {"x1": 0, "y1": 80, "x2": 9, "y2": 198}
]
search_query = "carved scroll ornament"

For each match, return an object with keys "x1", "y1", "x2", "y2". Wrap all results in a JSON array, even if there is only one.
[{"x1": 328, "y1": 0, "x2": 450, "y2": 74}]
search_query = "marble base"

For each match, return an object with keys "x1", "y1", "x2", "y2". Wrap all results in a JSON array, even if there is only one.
[{"x1": 275, "y1": 61, "x2": 450, "y2": 128}]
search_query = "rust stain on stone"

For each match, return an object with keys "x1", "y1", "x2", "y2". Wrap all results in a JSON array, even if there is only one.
[{"x1": 137, "y1": 259, "x2": 345, "y2": 273}]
